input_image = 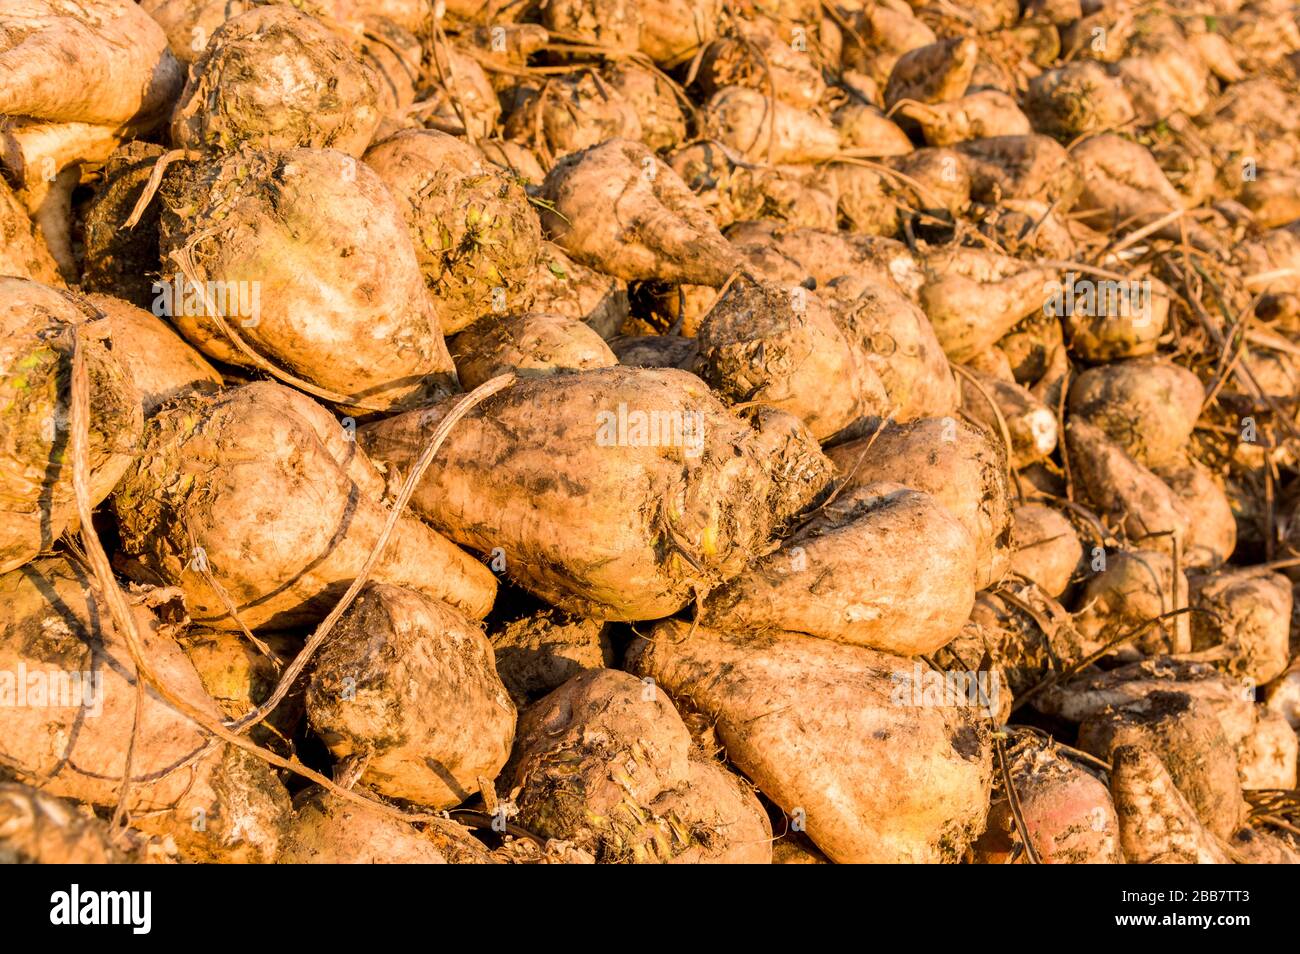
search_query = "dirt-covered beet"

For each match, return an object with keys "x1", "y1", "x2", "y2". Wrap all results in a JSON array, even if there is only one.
[
  {"x1": 359, "y1": 367, "x2": 833, "y2": 620},
  {"x1": 170, "y1": 7, "x2": 382, "y2": 155},
  {"x1": 0, "y1": 557, "x2": 291, "y2": 862},
  {"x1": 307, "y1": 583, "x2": 515, "y2": 809},
  {"x1": 505, "y1": 669, "x2": 771, "y2": 863},
  {"x1": 0, "y1": 279, "x2": 142, "y2": 573},
  {"x1": 112, "y1": 382, "x2": 497, "y2": 630},
  {"x1": 363, "y1": 130, "x2": 543, "y2": 334},
  {"x1": 157, "y1": 147, "x2": 456, "y2": 413}
]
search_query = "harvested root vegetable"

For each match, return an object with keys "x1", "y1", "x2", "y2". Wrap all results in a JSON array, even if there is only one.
[
  {"x1": 955, "y1": 133, "x2": 1082, "y2": 207},
  {"x1": 1230, "y1": 826, "x2": 1300, "y2": 864},
  {"x1": 898, "y1": 90, "x2": 1031, "y2": 147},
  {"x1": 3, "y1": 0, "x2": 1296, "y2": 874},
  {"x1": 698, "y1": 482, "x2": 976, "y2": 655},
  {"x1": 601, "y1": 63, "x2": 687, "y2": 151},
  {"x1": 919, "y1": 248, "x2": 1059, "y2": 361},
  {"x1": 1061, "y1": 276, "x2": 1170, "y2": 362},
  {"x1": 883, "y1": 37, "x2": 979, "y2": 110},
  {"x1": 638, "y1": 0, "x2": 720, "y2": 65},
  {"x1": 882, "y1": 147, "x2": 973, "y2": 217},
  {"x1": 307, "y1": 583, "x2": 515, "y2": 808},
  {"x1": 630, "y1": 621, "x2": 993, "y2": 863},
  {"x1": 1078, "y1": 691, "x2": 1247, "y2": 839},
  {"x1": 279, "y1": 787, "x2": 494, "y2": 864},
  {"x1": 170, "y1": 7, "x2": 381, "y2": 155},
  {"x1": 505, "y1": 669, "x2": 772, "y2": 863},
  {"x1": 537, "y1": 139, "x2": 741, "y2": 287},
  {"x1": 0, "y1": 177, "x2": 61, "y2": 285},
  {"x1": 1067, "y1": 359, "x2": 1203, "y2": 469},
  {"x1": 1065, "y1": 421, "x2": 1191, "y2": 549},
  {"x1": 89, "y1": 293, "x2": 223, "y2": 415},
  {"x1": 703, "y1": 87, "x2": 841, "y2": 165},
  {"x1": 1240, "y1": 172, "x2": 1300, "y2": 230},
  {"x1": 695, "y1": 21, "x2": 825, "y2": 109},
  {"x1": 1072, "y1": 548, "x2": 1190, "y2": 657},
  {"x1": 0, "y1": 557, "x2": 290, "y2": 862},
  {"x1": 359, "y1": 367, "x2": 833, "y2": 620},
  {"x1": 997, "y1": 306, "x2": 1066, "y2": 388},
  {"x1": 526, "y1": 242, "x2": 629, "y2": 339},
  {"x1": 816, "y1": 164, "x2": 901, "y2": 237},
  {"x1": 479, "y1": 139, "x2": 548, "y2": 185},
  {"x1": 1035, "y1": 657, "x2": 1289, "y2": 792},
  {"x1": 1189, "y1": 571, "x2": 1292, "y2": 684},
  {"x1": 930, "y1": 619, "x2": 1014, "y2": 724},
  {"x1": 967, "y1": 347, "x2": 1015, "y2": 381},
  {"x1": 1035, "y1": 658, "x2": 1260, "y2": 748},
  {"x1": 959, "y1": 367, "x2": 1058, "y2": 469},
  {"x1": 0, "y1": 783, "x2": 137, "y2": 864},
  {"x1": 0, "y1": 279, "x2": 142, "y2": 574},
  {"x1": 363, "y1": 129, "x2": 542, "y2": 334},
  {"x1": 1264, "y1": 662, "x2": 1300, "y2": 730},
  {"x1": 1239, "y1": 709, "x2": 1299, "y2": 790},
  {"x1": 824, "y1": 275, "x2": 959, "y2": 420},
  {"x1": 140, "y1": 0, "x2": 420, "y2": 59},
  {"x1": 420, "y1": 44, "x2": 499, "y2": 140},
  {"x1": 449, "y1": 312, "x2": 617, "y2": 389},
  {"x1": 1071, "y1": 134, "x2": 1215, "y2": 249},
  {"x1": 981, "y1": 198, "x2": 1095, "y2": 261},
  {"x1": 833, "y1": 104, "x2": 915, "y2": 156},
  {"x1": 1110, "y1": 745, "x2": 1230, "y2": 864},
  {"x1": 669, "y1": 143, "x2": 838, "y2": 231},
  {"x1": 1008, "y1": 503, "x2": 1081, "y2": 597},
  {"x1": 972, "y1": 737, "x2": 1122, "y2": 864},
  {"x1": 503, "y1": 74, "x2": 643, "y2": 160},
  {"x1": 971, "y1": 589, "x2": 1090, "y2": 696},
  {"x1": 0, "y1": 119, "x2": 141, "y2": 279},
  {"x1": 490, "y1": 608, "x2": 613, "y2": 705},
  {"x1": 112, "y1": 382, "x2": 497, "y2": 630},
  {"x1": 842, "y1": 3, "x2": 935, "y2": 86},
  {"x1": 542, "y1": 0, "x2": 640, "y2": 53},
  {"x1": 360, "y1": 16, "x2": 421, "y2": 133},
  {"x1": 723, "y1": 222, "x2": 924, "y2": 294},
  {"x1": 1024, "y1": 62, "x2": 1135, "y2": 140},
  {"x1": 1114, "y1": 45, "x2": 1209, "y2": 123},
  {"x1": 463, "y1": 23, "x2": 549, "y2": 74},
  {"x1": 0, "y1": 0, "x2": 183, "y2": 126},
  {"x1": 611, "y1": 334, "x2": 699, "y2": 369},
  {"x1": 693, "y1": 275, "x2": 887, "y2": 441},
  {"x1": 157, "y1": 147, "x2": 456, "y2": 413},
  {"x1": 827, "y1": 416, "x2": 1012, "y2": 588},
  {"x1": 1153, "y1": 459, "x2": 1235, "y2": 569},
  {"x1": 178, "y1": 629, "x2": 301, "y2": 756},
  {"x1": 81, "y1": 142, "x2": 166, "y2": 307}
]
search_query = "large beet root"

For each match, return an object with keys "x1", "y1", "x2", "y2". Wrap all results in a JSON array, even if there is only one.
[
  {"x1": 0, "y1": 557, "x2": 290, "y2": 862},
  {"x1": 0, "y1": 279, "x2": 142, "y2": 573},
  {"x1": 364, "y1": 130, "x2": 542, "y2": 334},
  {"x1": 0, "y1": 0, "x2": 183, "y2": 126},
  {"x1": 158, "y1": 147, "x2": 456, "y2": 413},
  {"x1": 537, "y1": 139, "x2": 741, "y2": 287},
  {"x1": 170, "y1": 7, "x2": 381, "y2": 155},
  {"x1": 506, "y1": 669, "x2": 771, "y2": 863},
  {"x1": 693, "y1": 275, "x2": 888, "y2": 442},
  {"x1": 307, "y1": 584, "x2": 515, "y2": 809},
  {"x1": 630, "y1": 621, "x2": 993, "y2": 863},
  {"x1": 699, "y1": 482, "x2": 976, "y2": 655},
  {"x1": 113, "y1": 382, "x2": 497, "y2": 630},
  {"x1": 360, "y1": 367, "x2": 833, "y2": 620},
  {"x1": 827, "y1": 416, "x2": 1012, "y2": 588}
]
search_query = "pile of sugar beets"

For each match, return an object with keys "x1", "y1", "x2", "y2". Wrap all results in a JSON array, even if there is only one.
[{"x1": 2, "y1": 0, "x2": 1300, "y2": 865}]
